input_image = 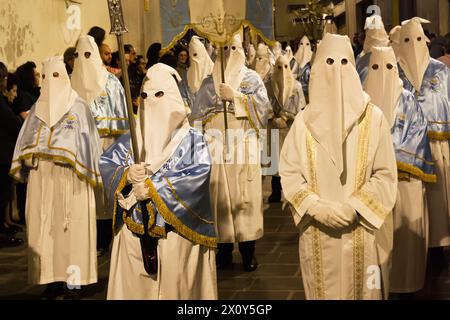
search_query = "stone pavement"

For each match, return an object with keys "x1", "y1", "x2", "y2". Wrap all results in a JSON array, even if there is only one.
[{"x1": 0, "y1": 177, "x2": 449, "y2": 300}]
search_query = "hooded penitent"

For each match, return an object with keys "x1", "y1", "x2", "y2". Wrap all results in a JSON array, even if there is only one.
[
  {"x1": 137, "y1": 63, "x2": 190, "y2": 173},
  {"x1": 272, "y1": 55, "x2": 296, "y2": 107},
  {"x1": 303, "y1": 33, "x2": 370, "y2": 176},
  {"x1": 363, "y1": 15, "x2": 390, "y2": 54},
  {"x1": 284, "y1": 46, "x2": 294, "y2": 62},
  {"x1": 294, "y1": 36, "x2": 314, "y2": 69},
  {"x1": 364, "y1": 47, "x2": 404, "y2": 129},
  {"x1": 398, "y1": 17, "x2": 431, "y2": 92},
  {"x1": 389, "y1": 25, "x2": 402, "y2": 60},
  {"x1": 187, "y1": 36, "x2": 214, "y2": 94},
  {"x1": 212, "y1": 33, "x2": 246, "y2": 95},
  {"x1": 35, "y1": 56, "x2": 78, "y2": 128},
  {"x1": 272, "y1": 41, "x2": 283, "y2": 61},
  {"x1": 253, "y1": 43, "x2": 272, "y2": 81},
  {"x1": 71, "y1": 35, "x2": 109, "y2": 105}
]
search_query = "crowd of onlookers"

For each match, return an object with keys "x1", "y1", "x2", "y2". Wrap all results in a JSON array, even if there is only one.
[{"x1": 0, "y1": 26, "x2": 192, "y2": 249}]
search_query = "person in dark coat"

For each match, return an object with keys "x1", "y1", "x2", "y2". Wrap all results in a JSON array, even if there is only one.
[{"x1": 0, "y1": 62, "x2": 24, "y2": 248}]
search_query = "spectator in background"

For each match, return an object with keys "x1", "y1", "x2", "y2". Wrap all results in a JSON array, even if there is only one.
[
  {"x1": 88, "y1": 26, "x2": 106, "y2": 48},
  {"x1": 125, "y1": 44, "x2": 137, "y2": 65},
  {"x1": 0, "y1": 62, "x2": 24, "y2": 248},
  {"x1": 100, "y1": 43, "x2": 113, "y2": 67},
  {"x1": 438, "y1": 39, "x2": 450, "y2": 68},
  {"x1": 176, "y1": 48, "x2": 189, "y2": 83},
  {"x1": 13, "y1": 61, "x2": 40, "y2": 117},
  {"x1": 430, "y1": 36, "x2": 449, "y2": 60},
  {"x1": 146, "y1": 43, "x2": 162, "y2": 69},
  {"x1": 160, "y1": 51, "x2": 191, "y2": 109},
  {"x1": 63, "y1": 47, "x2": 76, "y2": 76},
  {"x1": 129, "y1": 55, "x2": 146, "y2": 114},
  {"x1": 109, "y1": 51, "x2": 122, "y2": 78},
  {"x1": 3, "y1": 73, "x2": 19, "y2": 108},
  {"x1": 159, "y1": 52, "x2": 178, "y2": 69}
]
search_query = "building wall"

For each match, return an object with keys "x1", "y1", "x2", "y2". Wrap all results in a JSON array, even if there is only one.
[{"x1": 0, "y1": 0, "x2": 156, "y2": 71}]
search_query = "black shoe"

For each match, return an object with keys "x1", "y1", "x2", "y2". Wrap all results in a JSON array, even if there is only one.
[
  {"x1": 269, "y1": 177, "x2": 282, "y2": 203},
  {"x1": 243, "y1": 256, "x2": 259, "y2": 272},
  {"x1": 238, "y1": 241, "x2": 258, "y2": 272},
  {"x1": 216, "y1": 243, "x2": 234, "y2": 270},
  {"x1": 0, "y1": 234, "x2": 23, "y2": 248},
  {"x1": 64, "y1": 288, "x2": 83, "y2": 300},
  {"x1": 40, "y1": 283, "x2": 65, "y2": 300}
]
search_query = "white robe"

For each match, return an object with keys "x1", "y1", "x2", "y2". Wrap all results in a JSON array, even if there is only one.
[
  {"x1": 27, "y1": 160, "x2": 97, "y2": 285},
  {"x1": 280, "y1": 104, "x2": 397, "y2": 300},
  {"x1": 205, "y1": 112, "x2": 264, "y2": 243},
  {"x1": 107, "y1": 226, "x2": 217, "y2": 300},
  {"x1": 426, "y1": 140, "x2": 450, "y2": 247},
  {"x1": 390, "y1": 178, "x2": 429, "y2": 293}
]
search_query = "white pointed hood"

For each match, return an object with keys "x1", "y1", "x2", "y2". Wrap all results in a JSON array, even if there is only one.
[
  {"x1": 284, "y1": 46, "x2": 294, "y2": 62},
  {"x1": 364, "y1": 46, "x2": 403, "y2": 129},
  {"x1": 35, "y1": 56, "x2": 78, "y2": 128},
  {"x1": 271, "y1": 41, "x2": 283, "y2": 61},
  {"x1": 136, "y1": 63, "x2": 190, "y2": 172},
  {"x1": 294, "y1": 36, "x2": 313, "y2": 69},
  {"x1": 253, "y1": 43, "x2": 273, "y2": 81},
  {"x1": 398, "y1": 17, "x2": 431, "y2": 92},
  {"x1": 303, "y1": 33, "x2": 370, "y2": 176},
  {"x1": 389, "y1": 25, "x2": 402, "y2": 61},
  {"x1": 363, "y1": 15, "x2": 389, "y2": 54},
  {"x1": 71, "y1": 35, "x2": 109, "y2": 105},
  {"x1": 272, "y1": 55, "x2": 295, "y2": 107},
  {"x1": 187, "y1": 36, "x2": 214, "y2": 94},
  {"x1": 212, "y1": 34, "x2": 246, "y2": 94}
]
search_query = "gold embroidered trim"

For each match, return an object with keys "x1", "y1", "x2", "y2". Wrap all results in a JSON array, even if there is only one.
[
  {"x1": 164, "y1": 177, "x2": 214, "y2": 224},
  {"x1": 427, "y1": 120, "x2": 450, "y2": 125},
  {"x1": 9, "y1": 153, "x2": 101, "y2": 188},
  {"x1": 291, "y1": 189, "x2": 314, "y2": 209},
  {"x1": 112, "y1": 168, "x2": 129, "y2": 235},
  {"x1": 243, "y1": 95, "x2": 259, "y2": 136},
  {"x1": 354, "y1": 190, "x2": 389, "y2": 220},
  {"x1": 312, "y1": 226, "x2": 325, "y2": 300},
  {"x1": 160, "y1": 21, "x2": 276, "y2": 54},
  {"x1": 98, "y1": 128, "x2": 129, "y2": 137},
  {"x1": 352, "y1": 104, "x2": 373, "y2": 300},
  {"x1": 398, "y1": 172, "x2": 411, "y2": 181},
  {"x1": 397, "y1": 149, "x2": 434, "y2": 165},
  {"x1": 124, "y1": 204, "x2": 167, "y2": 238},
  {"x1": 355, "y1": 104, "x2": 373, "y2": 189},
  {"x1": 46, "y1": 129, "x2": 100, "y2": 175},
  {"x1": 397, "y1": 161, "x2": 437, "y2": 183},
  {"x1": 428, "y1": 131, "x2": 450, "y2": 141},
  {"x1": 306, "y1": 129, "x2": 324, "y2": 299},
  {"x1": 96, "y1": 117, "x2": 129, "y2": 121},
  {"x1": 251, "y1": 96, "x2": 265, "y2": 128},
  {"x1": 306, "y1": 131, "x2": 318, "y2": 191},
  {"x1": 353, "y1": 226, "x2": 365, "y2": 300},
  {"x1": 145, "y1": 179, "x2": 217, "y2": 248}
]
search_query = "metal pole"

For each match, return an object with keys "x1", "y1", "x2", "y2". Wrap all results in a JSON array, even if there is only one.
[
  {"x1": 107, "y1": 0, "x2": 157, "y2": 276},
  {"x1": 220, "y1": 46, "x2": 229, "y2": 153},
  {"x1": 117, "y1": 34, "x2": 140, "y2": 162}
]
